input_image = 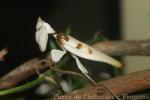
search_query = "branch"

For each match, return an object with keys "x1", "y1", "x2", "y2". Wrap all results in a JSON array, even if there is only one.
[
  {"x1": 0, "y1": 48, "x2": 8, "y2": 61},
  {"x1": 0, "y1": 57, "x2": 54, "y2": 90},
  {"x1": 41, "y1": 59, "x2": 85, "y2": 78},
  {"x1": 92, "y1": 39, "x2": 150, "y2": 56},
  {"x1": 52, "y1": 69, "x2": 150, "y2": 100}
]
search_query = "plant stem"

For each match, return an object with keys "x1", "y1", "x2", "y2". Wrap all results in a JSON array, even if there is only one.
[{"x1": 0, "y1": 74, "x2": 45, "y2": 96}]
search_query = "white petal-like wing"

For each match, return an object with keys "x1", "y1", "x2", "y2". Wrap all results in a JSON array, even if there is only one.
[
  {"x1": 62, "y1": 35, "x2": 122, "y2": 68},
  {"x1": 51, "y1": 49, "x2": 66, "y2": 62}
]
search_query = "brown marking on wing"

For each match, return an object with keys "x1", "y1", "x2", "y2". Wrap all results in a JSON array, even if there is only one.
[
  {"x1": 63, "y1": 35, "x2": 69, "y2": 41},
  {"x1": 56, "y1": 33, "x2": 63, "y2": 45},
  {"x1": 55, "y1": 32, "x2": 69, "y2": 47},
  {"x1": 76, "y1": 43, "x2": 82, "y2": 49},
  {"x1": 88, "y1": 48, "x2": 93, "y2": 54}
]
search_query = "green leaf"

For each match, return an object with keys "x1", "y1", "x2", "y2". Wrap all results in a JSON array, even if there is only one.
[{"x1": 49, "y1": 40, "x2": 57, "y2": 49}]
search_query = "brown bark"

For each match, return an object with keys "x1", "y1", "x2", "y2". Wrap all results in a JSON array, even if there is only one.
[
  {"x1": 93, "y1": 39, "x2": 150, "y2": 56},
  {"x1": 53, "y1": 69, "x2": 150, "y2": 100},
  {"x1": 0, "y1": 48, "x2": 8, "y2": 61},
  {"x1": 0, "y1": 57, "x2": 54, "y2": 89}
]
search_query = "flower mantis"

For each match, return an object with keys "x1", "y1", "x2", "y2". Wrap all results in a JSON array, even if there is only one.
[{"x1": 35, "y1": 17, "x2": 122, "y2": 84}]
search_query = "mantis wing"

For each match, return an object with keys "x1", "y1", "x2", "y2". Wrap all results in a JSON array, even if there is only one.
[{"x1": 62, "y1": 35, "x2": 122, "y2": 68}]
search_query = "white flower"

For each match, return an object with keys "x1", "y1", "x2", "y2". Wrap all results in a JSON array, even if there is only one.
[{"x1": 35, "y1": 17, "x2": 122, "y2": 83}]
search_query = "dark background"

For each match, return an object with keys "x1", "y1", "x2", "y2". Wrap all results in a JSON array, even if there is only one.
[{"x1": 0, "y1": 0, "x2": 120, "y2": 84}]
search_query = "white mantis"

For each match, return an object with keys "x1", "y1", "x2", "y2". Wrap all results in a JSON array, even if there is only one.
[{"x1": 35, "y1": 17, "x2": 122, "y2": 84}]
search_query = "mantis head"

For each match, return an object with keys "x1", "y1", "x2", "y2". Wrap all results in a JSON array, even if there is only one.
[
  {"x1": 35, "y1": 17, "x2": 55, "y2": 52},
  {"x1": 36, "y1": 17, "x2": 55, "y2": 35}
]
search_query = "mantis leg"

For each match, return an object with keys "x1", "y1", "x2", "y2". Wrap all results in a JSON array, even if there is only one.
[{"x1": 72, "y1": 55, "x2": 96, "y2": 85}]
